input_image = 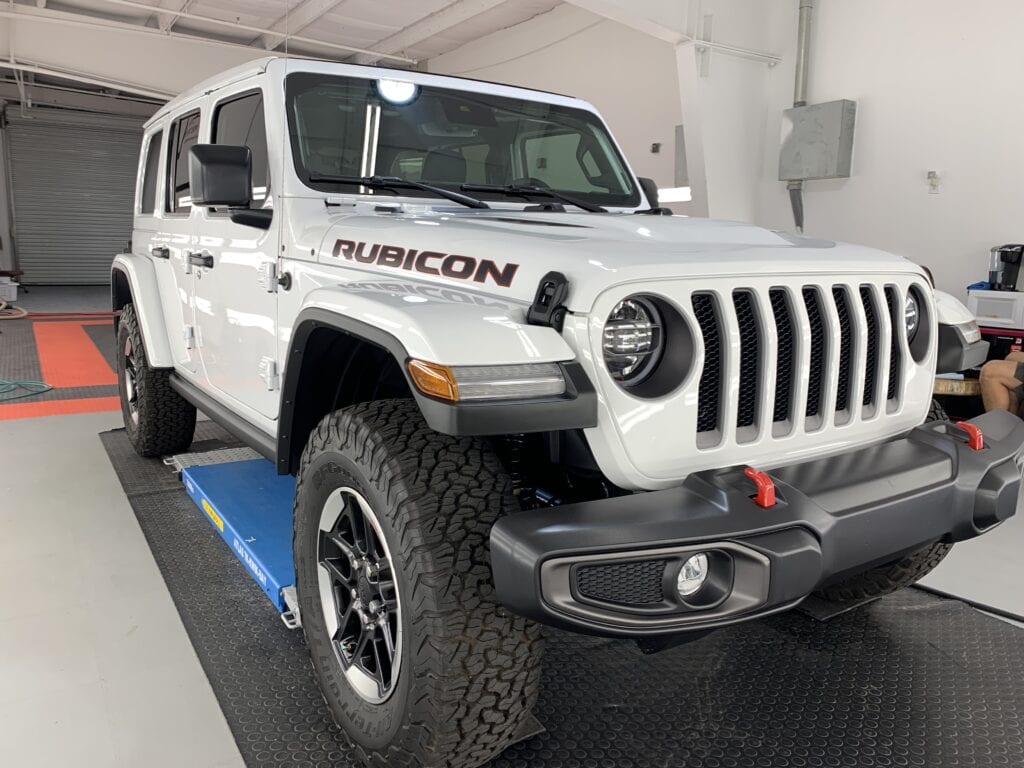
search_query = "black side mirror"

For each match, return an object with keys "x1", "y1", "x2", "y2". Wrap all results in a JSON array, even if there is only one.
[
  {"x1": 189, "y1": 145, "x2": 252, "y2": 207},
  {"x1": 638, "y1": 177, "x2": 660, "y2": 209},
  {"x1": 636, "y1": 177, "x2": 673, "y2": 216}
]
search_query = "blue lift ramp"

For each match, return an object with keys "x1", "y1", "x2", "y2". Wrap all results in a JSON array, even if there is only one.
[{"x1": 182, "y1": 459, "x2": 297, "y2": 614}]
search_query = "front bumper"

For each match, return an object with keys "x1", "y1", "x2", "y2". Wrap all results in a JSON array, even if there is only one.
[{"x1": 491, "y1": 410, "x2": 1024, "y2": 637}]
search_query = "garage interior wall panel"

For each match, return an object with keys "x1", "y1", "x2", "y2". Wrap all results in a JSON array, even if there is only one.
[{"x1": 7, "y1": 109, "x2": 142, "y2": 284}]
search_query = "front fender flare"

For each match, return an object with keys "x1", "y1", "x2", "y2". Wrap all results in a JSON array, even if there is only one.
[
  {"x1": 276, "y1": 306, "x2": 597, "y2": 474},
  {"x1": 111, "y1": 254, "x2": 174, "y2": 368}
]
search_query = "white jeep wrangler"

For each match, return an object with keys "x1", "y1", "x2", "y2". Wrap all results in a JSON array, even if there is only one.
[{"x1": 112, "y1": 57, "x2": 1022, "y2": 768}]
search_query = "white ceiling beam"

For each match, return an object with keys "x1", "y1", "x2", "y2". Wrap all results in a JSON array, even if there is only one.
[
  {"x1": 351, "y1": 0, "x2": 508, "y2": 66},
  {"x1": 93, "y1": 0, "x2": 416, "y2": 62},
  {"x1": 560, "y1": 0, "x2": 690, "y2": 44},
  {"x1": 258, "y1": 0, "x2": 346, "y2": 50},
  {"x1": 155, "y1": 0, "x2": 191, "y2": 33},
  {"x1": 0, "y1": 80, "x2": 159, "y2": 117},
  {"x1": 0, "y1": 59, "x2": 173, "y2": 100}
]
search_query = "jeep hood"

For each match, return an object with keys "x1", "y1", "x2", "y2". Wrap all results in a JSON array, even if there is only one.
[{"x1": 314, "y1": 206, "x2": 925, "y2": 313}]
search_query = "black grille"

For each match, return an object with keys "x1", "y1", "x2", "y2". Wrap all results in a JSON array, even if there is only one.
[
  {"x1": 575, "y1": 560, "x2": 668, "y2": 606},
  {"x1": 804, "y1": 288, "x2": 826, "y2": 418},
  {"x1": 733, "y1": 291, "x2": 760, "y2": 429},
  {"x1": 833, "y1": 287, "x2": 853, "y2": 412},
  {"x1": 770, "y1": 289, "x2": 795, "y2": 423},
  {"x1": 886, "y1": 287, "x2": 903, "y2": 401},
  {"x1": 692, "y1": 293, "x2": 721, "y2": 433},
  {"x1": 860, "y1": 286, "x2": 880, "y2": 407}
]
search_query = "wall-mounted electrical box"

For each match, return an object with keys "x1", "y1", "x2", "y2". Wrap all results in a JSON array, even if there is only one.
[{"x1": 779, "y1": 99, "x2": 857, "y2": 181}]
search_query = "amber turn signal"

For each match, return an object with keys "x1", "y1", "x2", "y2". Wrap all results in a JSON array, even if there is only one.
[{"x1": 407, "y1": 359, "x2": 459, "y2": 401}]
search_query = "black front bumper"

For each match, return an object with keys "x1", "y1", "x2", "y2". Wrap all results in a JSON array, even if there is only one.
[{"x1": 490, "y1": 410, "x2": 1024, "y2": 638}]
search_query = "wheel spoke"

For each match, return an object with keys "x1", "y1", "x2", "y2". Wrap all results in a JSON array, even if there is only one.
[
  {"x1": 325, "y1": 530, "x2": 360, "y2": 564},
  {"x1": 316, "y1": 487, "x2": 401, "y2": 704},
  {"x1": 321, "y1": 557, "x2": 350, "y2": 587}
]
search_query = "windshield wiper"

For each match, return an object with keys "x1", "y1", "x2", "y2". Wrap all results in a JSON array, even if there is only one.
[
  {"x1": 461, "y1": 183, "x2": 607, "y2": 213},
  {"x1": 308, "y1": 174, "x2": 490, "y2": 210}
]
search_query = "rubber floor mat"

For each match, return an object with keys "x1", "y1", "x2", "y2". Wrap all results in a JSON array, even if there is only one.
[
  {"x1": 0, "y1": 317, "x2": 118, "y2": 416},
  {"x1": 102, "y1": 424, "x2": 1024, "y2": 768}
]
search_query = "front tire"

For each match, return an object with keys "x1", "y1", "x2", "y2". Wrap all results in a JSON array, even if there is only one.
[
  {"x1": 293, "y1": 400, "x2": 543, "y2": 768},
  {"x1": 116, "y1": 303, "x2": 196, "y2": 457},
  {"x1": 815, "y1": 398, "x2": 953, "y2": 602},
  {"x1": 814, "y1": 540, "x2": 952, "y2": 602}
]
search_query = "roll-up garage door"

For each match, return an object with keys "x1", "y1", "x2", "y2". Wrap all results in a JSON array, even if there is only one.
[{"x1": 6, "y1": 108, "x2": 143, "y2": 284}]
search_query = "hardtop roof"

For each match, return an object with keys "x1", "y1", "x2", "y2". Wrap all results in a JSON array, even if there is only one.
[{"x1": 146, "y1": 56, "x2": 585, "y2": 130}]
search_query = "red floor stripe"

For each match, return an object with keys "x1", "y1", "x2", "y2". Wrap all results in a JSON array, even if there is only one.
[
  {"x1": 0, "y1": 396, "x2": 121, "y2": 421},
  {"x1": 32, "y1": 320, "x2": 117, "y2": 388}
]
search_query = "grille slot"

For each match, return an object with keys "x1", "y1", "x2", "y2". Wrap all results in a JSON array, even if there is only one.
[
  {"x1": 885, "y1": 287, "x2": 903, "y2": 401},
  {"x1": 733, "y1": 291, "x2": 760, "y2": 429},
  {"x1": 770, "y1": 289, "x2": 795, "y2": 423},
  {"x1": 832, "y1": 287, "x2": 853, "y2": 413},
  {"x1": 804, "y1": 288, "x2": 826, "y2": 418},
  {"x1": 860, "y1": 286, "x2": 880, "y2": 407},
  {"x1": 692, "y1": 293, "x2": 722, "y2": 433},
  {"x1": 575, "y1": 560, "x2": 668, "y2": 606},
  {"x1": 687, "y1": 279, "x2": 908, "y2": 444}
]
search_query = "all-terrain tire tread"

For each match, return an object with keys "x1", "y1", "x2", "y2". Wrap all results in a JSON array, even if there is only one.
[
  {"x1": 118, "y1": 303, "x2": 196, "y2": 457},
  {"x1": 815, "y1": 540, "x2": 953, "y2": 602},
  {"x1": 294, "y1": 399, "x2": 542, "y2": 768}
]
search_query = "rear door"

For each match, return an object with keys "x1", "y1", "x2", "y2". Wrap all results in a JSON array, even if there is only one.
[{"x1": 192, "y1": 87, "x2": 280, "y2": 419}]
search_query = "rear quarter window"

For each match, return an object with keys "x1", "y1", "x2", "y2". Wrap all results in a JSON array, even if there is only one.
[{"x1": 139, "y1": 130, "x2": 162, "y2": 214}]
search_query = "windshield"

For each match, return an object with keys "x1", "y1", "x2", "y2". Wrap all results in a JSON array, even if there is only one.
[{"x1": 285, "y1": 73, "x2": 640, "y2": 209}]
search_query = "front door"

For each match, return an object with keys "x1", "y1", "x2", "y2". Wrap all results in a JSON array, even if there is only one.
[{"x1": 192, "y1": 89, "x2": 280, "y2": 420}]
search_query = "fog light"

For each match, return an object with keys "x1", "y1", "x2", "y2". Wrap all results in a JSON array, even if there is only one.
[{"x1": 676, "y1": 553, "x2": 709, "y2": 597}]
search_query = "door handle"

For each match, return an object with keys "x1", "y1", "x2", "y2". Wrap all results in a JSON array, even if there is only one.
[
  {"x1": 150, "y1": 245, "x2": 170, "y2": 259},
  {"x1": 187, "y1": 251, "x2": 214, "y2": 269}
]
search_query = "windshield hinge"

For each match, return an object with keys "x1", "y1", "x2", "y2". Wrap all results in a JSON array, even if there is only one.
[{"x1": 527, "y1": 272, "x2": 570, "y2": 332}]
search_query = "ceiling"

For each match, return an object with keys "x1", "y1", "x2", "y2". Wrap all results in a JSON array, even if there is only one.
[
  {"x1": 0, "y1": 0, "x2": 564, "y2": 115},
  {"x1": 32, "y1": 0, "x2": 564, "y2": 64}
]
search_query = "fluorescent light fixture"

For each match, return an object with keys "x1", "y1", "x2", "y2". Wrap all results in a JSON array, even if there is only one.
[
  {"x1": 657, "y1": 186, "x2": 692, "y2": 203},
  {"x1": 377, "y1": 79, "x2": 418, "y2": 105}
]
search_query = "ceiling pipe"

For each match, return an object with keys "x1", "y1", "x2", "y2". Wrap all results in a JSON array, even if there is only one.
[
  {"x1": 0, "y1": 59, "x2": 173, "y2": 100},
  {"x1": 788, "y1": 0, "x2": 814, "y2": 232},
  {"x1": 793, "y1": 0, "x2": 813, "y2": 107},
  {"x1": 93, "y1": 0, "x2": 417, "y2": 64}
]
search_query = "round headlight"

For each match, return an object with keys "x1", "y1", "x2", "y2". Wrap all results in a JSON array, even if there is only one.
[
  {"x1": 603, "y1": 296, "x2": 663, "y2": 385},
  {"x1": 905, "y1": 293, "x2": 920, "y2": 342}
]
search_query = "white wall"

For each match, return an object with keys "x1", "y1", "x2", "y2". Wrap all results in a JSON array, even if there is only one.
[
  {"x1": 428, "y1": 4, "x2": 684, "y2": 192},
  {"x1": 679, "y1": 0, "x2": 791, "y2": 221},
  {"x1": 756, "y1": 0, "x2": 1024, "y2": 300}
]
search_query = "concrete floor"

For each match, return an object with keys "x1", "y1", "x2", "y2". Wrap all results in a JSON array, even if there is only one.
[
  {"x1": 0, "y1": 411, "x2": 243, "y2": 768},
  {"x1": 919, "y1": 506, "x2": 1024, "y2": 617},
  {"x1": 10, "y1": 285, "x2": 111, "y2": 314}
]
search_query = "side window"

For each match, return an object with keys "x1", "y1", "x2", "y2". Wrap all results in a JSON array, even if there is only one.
[
  {"x1": 213, "y1": 92, "x2": 269, "y2": 207},
  {"x1": 140, "y1": 130, "x2": 162, "y2": 214},
  {"x1": 167, "y1": 111, "x2": 201, "y2": 214}
]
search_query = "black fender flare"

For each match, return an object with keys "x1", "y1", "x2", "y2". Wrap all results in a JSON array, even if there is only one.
[{"x1": 276, "y1": 308, "x2": 597, "y2": 474}]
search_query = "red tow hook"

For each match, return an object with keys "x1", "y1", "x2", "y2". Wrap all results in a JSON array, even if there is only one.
[
  {"x1": 744, "y1": 467, "x2": 777, "y2": 508},
  {"x1": 955, "y1": 421, "x2": 984, "y2": 451}
]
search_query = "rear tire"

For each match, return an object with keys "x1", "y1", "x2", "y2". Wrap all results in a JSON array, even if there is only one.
[
  {"x1": 116, "y1": 303, "x2": 196, "y2": 457},
  {"x1": 293, "y1": 399, "x2": 543, "y2": 768}
]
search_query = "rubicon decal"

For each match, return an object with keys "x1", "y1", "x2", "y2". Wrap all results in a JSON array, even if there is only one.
[{"x1": 333, "y1": 240, "x2": 520, "y2": 288}]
